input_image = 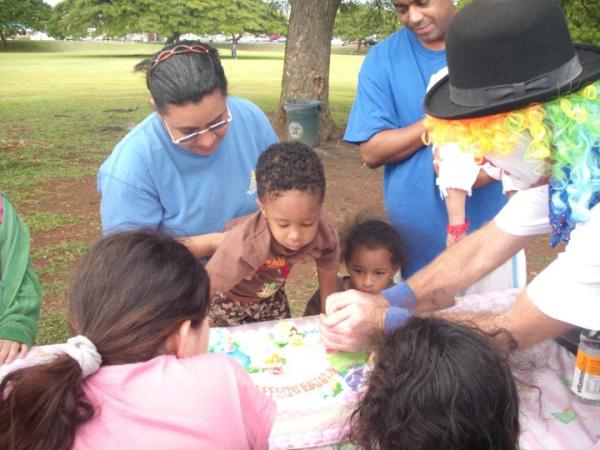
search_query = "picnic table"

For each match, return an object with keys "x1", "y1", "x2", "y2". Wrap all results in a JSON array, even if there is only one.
[
  {"x1": 2, "y1": 290, "x2": 599, "y2": 449},
  {"x1": 213, "y1": 289, "x2": 600, "y2": 449}
]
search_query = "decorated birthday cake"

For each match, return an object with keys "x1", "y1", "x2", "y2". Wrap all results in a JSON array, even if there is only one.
[{"x1": 209, "y1": 317, "x2": 368, "y2": 449}]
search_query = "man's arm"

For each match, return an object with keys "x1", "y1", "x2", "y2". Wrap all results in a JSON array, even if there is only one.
[
  {"x1": 320, "y1": 221, "x2": 534, "y2": 351},
  {"x1": 359, "y1": 120, "x2": 427, "y2": 168},
  {"x1": 437, "y1": 290, "x2": 572, "y2": 351},
  {"x1": 408, "y1": 220, "x2": 535, "y2": 313}
]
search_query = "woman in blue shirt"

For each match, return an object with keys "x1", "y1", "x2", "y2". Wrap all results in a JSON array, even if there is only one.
[{"x1": 98, "y1": 41, "x2": 279, "y2": 257}]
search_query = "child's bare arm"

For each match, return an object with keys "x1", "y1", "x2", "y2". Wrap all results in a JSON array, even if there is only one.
[
  {"x1": 435, "y1": 144, "x2": 481, "y2": 247},
  {"x1": 444, "y1": 188, "x2": 468, "y2": 247},
  {"x1": 178, "y1": 232, "x2": 226, "y2": 258},
  {"x1": 317, "y1": 265, "x2": 339, "y2": 314}
]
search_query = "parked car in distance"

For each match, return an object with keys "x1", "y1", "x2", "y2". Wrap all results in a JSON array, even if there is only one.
[{"x1": 254, "y1": 34, "x2": 270, "y2": 43}]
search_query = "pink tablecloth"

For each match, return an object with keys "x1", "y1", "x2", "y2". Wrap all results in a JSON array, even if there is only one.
[
  {"x1": 2, "y1": 289, "x2": 599, "y2": 449},
  {"x1": 451, "y1": 289, "x2": 600, "y2": 450}
]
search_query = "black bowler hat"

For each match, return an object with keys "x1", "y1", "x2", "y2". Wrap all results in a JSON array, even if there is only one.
[{"x1": 424, "y1": 0, "x2": 600, "y2": 119}]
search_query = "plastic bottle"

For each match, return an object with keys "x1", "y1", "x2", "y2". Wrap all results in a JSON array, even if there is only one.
[{"x1": 571, "y1": 329, "x2": 600, "y2": 405}]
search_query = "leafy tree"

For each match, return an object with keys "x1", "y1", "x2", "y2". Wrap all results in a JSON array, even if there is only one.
[
  {"x1": 202, "y1": 0, "x2": 287, "y2": 54},
  {"x1": 46, "y1": 0, "x2": 210, "y2": 41},
  {"x1": 457, "y1": 0, "x2": 600, "y2": 46},
  {"x1": 557, "y1": 0, "x2": 600, "y2": 46},
  {"x1": 333, "y1": 1, "x2": 397, "y2": 53},
  {"x1": 46, "y1": 0, "x2": 287, "y2": 45},
  {"x1": 0, "y1": 0, "x2": 51, "y2": 48}
]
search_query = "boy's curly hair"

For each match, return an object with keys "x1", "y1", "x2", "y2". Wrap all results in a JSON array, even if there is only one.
[
  {"x1": 348, "y1": 317, "x2": 520, "y2": 450},
  {"x1": 256, "y1": 142, "x2": 325, "y2": 202}
]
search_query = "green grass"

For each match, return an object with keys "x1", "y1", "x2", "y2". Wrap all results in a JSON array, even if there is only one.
[
  {"x1": 1, "y1": 40, "x2": 364, "y2": 344},
  {"x1": 0, "y1": 40, "x2": 362, "y2": 194},
  {"x1": 24, "y1": 212, "x2": 81, "y2": 232},
  {"x1": 37, "y1": 309, "x2": 70, "y2": 345},
  {"x1": 32, "y1": 241, "x2": 89, "y2": 277}
]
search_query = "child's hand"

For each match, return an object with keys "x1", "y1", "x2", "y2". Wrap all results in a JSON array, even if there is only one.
[{"x1": 0, "y1": 339, "x2": 29, "y2": 365}]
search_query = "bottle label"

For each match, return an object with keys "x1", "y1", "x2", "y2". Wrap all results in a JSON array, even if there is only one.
[{"x1": 571, "y1": 349, "x2": 600, "y2": 401}]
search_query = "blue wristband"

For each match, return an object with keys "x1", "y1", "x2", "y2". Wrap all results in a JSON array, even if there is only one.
[
  {"x1": 384, "y1": 307, "x2": 412, "y2": 334},
  {"x1": 381, "y1": 282, "x2": 417, "y2": 310}
]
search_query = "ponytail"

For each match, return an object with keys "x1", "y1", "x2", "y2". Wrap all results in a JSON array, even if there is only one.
[
  {"x1": 0, "y1": 354, "x2": 95, "y2": 450},
  {"x1": 0, "y1": 230, "x2": 211, "y2": 449}
]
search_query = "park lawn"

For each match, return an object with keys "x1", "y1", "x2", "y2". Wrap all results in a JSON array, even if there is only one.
[{"x1": 0, "y1": 40, "x2": 363, "y2": 344}]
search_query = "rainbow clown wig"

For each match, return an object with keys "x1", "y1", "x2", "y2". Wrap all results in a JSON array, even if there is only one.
[
  {"x1": 422, "y1": 0, "x2": 600, "y2": 247},
  {"x1": 425, "y1": 80, "x2": 600, "y2": 246}
]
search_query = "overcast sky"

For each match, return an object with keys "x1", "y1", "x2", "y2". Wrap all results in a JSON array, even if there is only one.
[{"x1": 44, "y1": 0, "x2": 63, "y2": 6}]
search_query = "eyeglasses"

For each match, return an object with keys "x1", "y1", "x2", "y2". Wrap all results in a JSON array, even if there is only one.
[
  {"x1": 150, "y1": 44, "x2": 209, "y2": 73},
  {"x1": 163, "y1": 105, "x2": 233, "y2": 145}
]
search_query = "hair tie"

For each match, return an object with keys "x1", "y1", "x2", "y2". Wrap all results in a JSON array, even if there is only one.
[{"x1": 64, "y1": 336, "x2": 102, "y2": 378}]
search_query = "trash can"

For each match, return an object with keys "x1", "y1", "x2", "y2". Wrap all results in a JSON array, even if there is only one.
[{"x1": 284, "y1": 99, "x2": 322, "y2": 148}]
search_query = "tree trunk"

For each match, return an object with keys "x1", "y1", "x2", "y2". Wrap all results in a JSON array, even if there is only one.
[
  {"x1": 277, "y1": 0, "x2": 342, "y2": 145},
  {"x1": 167, "y1": 32, "x2": 181, "y2": 44},
  {"x1": 231, "y1": 34, "x2": 239, "y2": 60}
]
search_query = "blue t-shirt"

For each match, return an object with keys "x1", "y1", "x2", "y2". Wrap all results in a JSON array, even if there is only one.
[
  {"x1": 344, "y1": 29, "x2": 506, "y2": 277},
  {"x1": 98, "y1": 97, "x2": 279, "y2": 237}
]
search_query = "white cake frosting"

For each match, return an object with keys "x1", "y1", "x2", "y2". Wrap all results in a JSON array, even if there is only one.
[{"x1": 209, "y1": 317, "x2": 368, "y2": 448}]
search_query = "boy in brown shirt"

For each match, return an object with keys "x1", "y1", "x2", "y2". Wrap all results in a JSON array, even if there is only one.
[{"x1": 206, "y1": 142, "x2": 339, "y2": 326}]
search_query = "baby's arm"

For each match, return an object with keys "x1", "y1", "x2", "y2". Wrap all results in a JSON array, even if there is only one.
[
  {"x1": 317, "y1": 265, "x2": 339, "y2": 314},
  {"x1": 444, "y1": 189, "x2": 469, "y2": 246},
  {"x1": 435, "y1": 144, "x2": 481, "y2": 246}
]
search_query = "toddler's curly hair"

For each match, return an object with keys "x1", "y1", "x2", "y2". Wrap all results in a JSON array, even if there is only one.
[{"x1": 256, "y1": 142, "x2": 325, "y2": 202}]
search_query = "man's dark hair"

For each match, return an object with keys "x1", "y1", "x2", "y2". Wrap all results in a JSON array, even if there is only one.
[
  {"x1": 349, "y1": 317, "x2": 520, "y2": 450},
  {"x1": 138, "y1": 40, "x2": 228, "y2": 112},
  {"x1": 256, "y1": 141, "x2": 326, "y2": 202}
]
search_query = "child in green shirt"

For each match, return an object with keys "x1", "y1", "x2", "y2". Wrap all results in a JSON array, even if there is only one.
[{"x1": 0, "y1": 193, "x2": 42, "y2": 364}]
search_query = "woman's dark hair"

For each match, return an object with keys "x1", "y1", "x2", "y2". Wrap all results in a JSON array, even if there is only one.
[
  {"x1": 342, "y1": 218, "x2": 405, "y2": 269},
  {"x1": 256, "y1": 141, "x2": 326, "y2": 202},
  {"x1": 136, "y1": 40, "x2": 227, "y2": 113},
  {"x1": 0, "y1": 230, "x2": 211, "y2": 450},
  {"x1": 349, "y1": 317, "x2": 520, "y2": 450}
]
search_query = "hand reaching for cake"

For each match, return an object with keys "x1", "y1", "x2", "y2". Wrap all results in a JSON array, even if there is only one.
[{"x1": 319, "y1": 289, "x2": 388, "y2": 352}]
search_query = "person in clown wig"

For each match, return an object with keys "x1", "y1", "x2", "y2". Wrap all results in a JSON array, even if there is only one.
[{"x1": 319, "y1": 0, "x2": 600, "y2": 353}]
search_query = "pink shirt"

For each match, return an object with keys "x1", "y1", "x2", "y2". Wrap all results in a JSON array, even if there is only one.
[{"x1": 73, "y1": 353, "x2": 276, "y2": 450}]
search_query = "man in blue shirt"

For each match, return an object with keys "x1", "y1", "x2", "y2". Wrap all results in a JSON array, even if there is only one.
[{"x1": 344, "y1": 0, "x2": 506, "y2": 277}]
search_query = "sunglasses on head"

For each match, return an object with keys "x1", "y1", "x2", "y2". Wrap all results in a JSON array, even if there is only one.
[{"x1": 150, "y1": 44, "x2": 209, "y2": 73}]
